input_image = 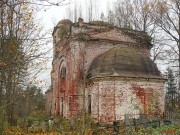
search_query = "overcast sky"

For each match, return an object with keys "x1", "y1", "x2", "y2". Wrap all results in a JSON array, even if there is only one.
[{"x1": 39, "y1": 0, "x2": 117, "y2": 29}]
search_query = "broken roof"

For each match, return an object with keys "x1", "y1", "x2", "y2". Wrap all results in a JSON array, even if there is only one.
[{"x1": 53, "y1": 19, "x2": 153, "y2": 48}]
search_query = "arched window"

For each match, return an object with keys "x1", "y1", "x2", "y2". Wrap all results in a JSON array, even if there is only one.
[{"x1": 60, "y1": 67, "x2": 66, "y2": 78}]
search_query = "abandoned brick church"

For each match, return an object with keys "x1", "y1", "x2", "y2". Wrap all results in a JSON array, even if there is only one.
[{"x1": 45, "y1": 18, "x2": 165, "y2": 122}]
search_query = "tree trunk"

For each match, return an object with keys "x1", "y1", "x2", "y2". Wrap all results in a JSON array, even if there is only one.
[{"x1": 178, "y1": 15, "x2": 180, "y2": 109}]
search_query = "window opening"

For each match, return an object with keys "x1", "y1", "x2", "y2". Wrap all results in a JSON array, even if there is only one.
[
  {"x1": 69, "y1": 96, "x2": 71, "y2": 111},
  {"x1": 60, "y1": 97, "x2": 63, "y2": 116},
  {"x1": 88, "y1": 95, "x2": 91, "y2": 114},
  {"x1": 61, "y1": 67, "x2": 66, "y2": 78}
]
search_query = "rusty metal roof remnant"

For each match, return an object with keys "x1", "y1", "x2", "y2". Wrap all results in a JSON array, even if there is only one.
[{"x1": 87, "y1": 48, "x2": 161, "y2": 79}]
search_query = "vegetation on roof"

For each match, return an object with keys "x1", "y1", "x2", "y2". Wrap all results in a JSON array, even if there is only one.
[
  {"x1": 58, "y1": 26, "x2": 68, "y2": 38},
  {"x1": 143, "y1": 33, "x2": 153, "y2": 44},
  {"x1": 89, "y1": 21, "x2": 114, "y2": 28},
  {"x1": 121, "y1": 29, "x2": 153, "y2": 44}
]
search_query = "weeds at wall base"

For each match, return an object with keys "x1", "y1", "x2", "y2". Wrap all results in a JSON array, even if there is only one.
[{"x1": 2, "y1": 115, "x2": 180, "y2": 134}]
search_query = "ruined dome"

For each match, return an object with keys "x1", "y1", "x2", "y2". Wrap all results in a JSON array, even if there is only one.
[{"x1": 87, "y1": 48, "x2": 161, "y2": 79}]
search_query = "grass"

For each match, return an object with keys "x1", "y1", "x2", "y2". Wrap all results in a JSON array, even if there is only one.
[
  {"x1": 2, "y1": 114, "x2": 180, "y2": 135},
  {"x1": 2, "y1": 124, "x2": 180, "y2": 135}
]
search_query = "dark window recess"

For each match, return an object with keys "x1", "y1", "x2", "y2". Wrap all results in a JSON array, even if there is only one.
[
  {"x1": 60, "y1": 97, "x2": 63, "y2": 116},
  {"x1": 61, "y1": 67, "x2": 66, "y2": 77},
  {"x1": 88, "y1": 95, "x2": 91, "y2": 114},
  {"x1": 69, "y1": 96, "x2": 71, "y2": 111}
]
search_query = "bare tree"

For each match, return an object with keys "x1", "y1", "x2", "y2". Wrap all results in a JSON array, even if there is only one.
[
  {"x1": 88, "y1": 0, "x2": 93, "y2": 22},
  {"x1": 151, "y1": 0, "x2": 180, "y2": 94},
  {"x1": 114, "y1": 0, "x2": 134, "y2": 28}
]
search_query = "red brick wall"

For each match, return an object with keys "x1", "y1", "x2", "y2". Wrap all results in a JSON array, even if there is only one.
[
  {"x1": 51, "y1": 40, "x2": 85, "y2": 118},
  {"x1": 49, "y1": 25, "x2": 164, "y2": 122},
  {"x1": 87, "y1": 78, "x2": 165, "y2": 123}
]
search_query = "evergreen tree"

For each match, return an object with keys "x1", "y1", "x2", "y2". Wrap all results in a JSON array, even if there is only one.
[{"x1": 166, "y1": 68, "x2": 177, "y2": 111}]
